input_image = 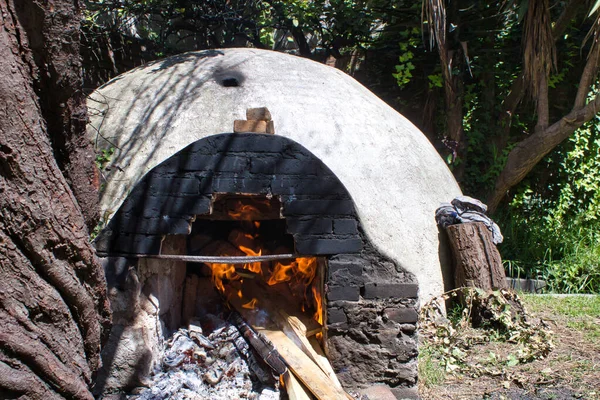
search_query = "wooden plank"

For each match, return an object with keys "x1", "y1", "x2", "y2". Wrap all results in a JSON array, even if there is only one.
[
  {"x1": 282, "y1": 370, "x2": 312, "y2": 400},
  {"x1": 224, "y1": 287, "x2": 347, "y2": 400},
  {"x1": 279, "y1": 310, "x2": 343, "y2": 389},
  {"x1": 258, "y1": 328, "x2": 348, "y2": 400}
]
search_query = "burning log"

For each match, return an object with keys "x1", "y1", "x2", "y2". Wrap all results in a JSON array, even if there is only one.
[
  {"x1": 228, "y1": 229, "x2": 262, "y2": 253},
  {"x1": 229, "y1": 311, "x2": 287, "y2": 376}
]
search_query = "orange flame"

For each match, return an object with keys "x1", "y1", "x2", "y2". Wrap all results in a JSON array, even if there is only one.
[
  {"x1": 312, "y1": 284, "x2": 323, "y2": 325},
  {"x1": 207, "y1": 200, "x2": 324, "y2": 329},
  {"x1": 267, "y1": 260, "x2": 294, "y2": 285},
  {"x1": 228, "y1": 202, "x2": 265, "y2": 220},
  {"x1": 242, "y1": 298, "x2": 258, "y2": 309}
]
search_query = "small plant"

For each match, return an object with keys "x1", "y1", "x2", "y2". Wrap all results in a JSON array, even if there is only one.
[{"x1": 95, "y1": 147, "x2": 114, "y2": 170}]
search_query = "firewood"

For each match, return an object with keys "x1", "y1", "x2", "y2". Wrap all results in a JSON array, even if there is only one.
[
  {"x1": 279, "y1": 310, "x2": 343, "y2": 389},
  {"x1": 229, "y1": 311, "x2": 287, "y2": 375},
  {"x1": 257, "y1": 328, "x2": 348, "y2": 400},
  {"x1": 228, "y1": 229, "x2": 260, "y2": 253},
  {"x1": 224, "y1": 287, "x2": 348, "y2": 399},
  {"x1": 198, "y1": 240, "x2": 245, "y2": 257},
  {"x1": 282, "y1": 370, "x2": 312, "y2": 400}
]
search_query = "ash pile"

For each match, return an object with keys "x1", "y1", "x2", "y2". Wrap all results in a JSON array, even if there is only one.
[{"x1": 130, "y1": 313, "x2": 280, "y2": 400}]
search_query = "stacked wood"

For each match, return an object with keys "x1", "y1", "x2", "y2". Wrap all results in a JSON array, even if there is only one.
[{"x1": 225, "y1": 279, "x2": 349, "y2": 399}]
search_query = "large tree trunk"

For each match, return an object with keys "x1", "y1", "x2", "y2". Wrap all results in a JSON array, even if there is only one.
[
  {"x1": 0, "y1": 0, "x2": 110, "y2": 398},
  {"x1": 446, "y1": 222, "x2": 508, "y2": 291}
]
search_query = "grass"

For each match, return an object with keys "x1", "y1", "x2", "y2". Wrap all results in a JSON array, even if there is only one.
[
  {"x1": 419, "y1": 293, "x2": 600, "y2": 399},
  {"x1": 523, "y1": 293, "x2": 600, "y2": 344},
  {"x1": 522, "y1": 293, "x2": 600, "y2": 316},
  {"x1": 417, "y1": 344, "x2": 446, "y2": 387}
]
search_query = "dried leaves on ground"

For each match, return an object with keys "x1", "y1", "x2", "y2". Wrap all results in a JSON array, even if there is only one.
[{"x1": 419, "y1": 290, "x2": 599, "y2": 399}]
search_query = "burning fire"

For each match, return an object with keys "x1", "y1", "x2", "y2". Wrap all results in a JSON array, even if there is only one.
[{"x1": 205, "y1": 202, "x2": 323, "y2": 326}]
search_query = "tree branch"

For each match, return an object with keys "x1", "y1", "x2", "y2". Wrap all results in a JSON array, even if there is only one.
[
  {"x1": 574, "y1": 44, "x2": 600, "y2": 109},
  {"x1": 488, "y1": 92, "x2": 600, "y2": 210}
]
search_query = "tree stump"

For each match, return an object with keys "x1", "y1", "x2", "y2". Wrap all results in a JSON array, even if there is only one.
[{"x1": 446, "y1": 222, "x2": 508, "y2": 290}]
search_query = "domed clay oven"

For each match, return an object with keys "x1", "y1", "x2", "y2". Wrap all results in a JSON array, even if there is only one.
[{"x1": 88, "y1": 48, "x2": 461, "y2": 399}]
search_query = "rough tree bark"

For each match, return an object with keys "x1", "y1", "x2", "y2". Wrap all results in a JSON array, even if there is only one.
[
  {"x1": 446, "y1": 222, "x2": 508, "y2": 291},
  {"x1": 0, "y1": 0, "x2": 111, "y2": 398}
]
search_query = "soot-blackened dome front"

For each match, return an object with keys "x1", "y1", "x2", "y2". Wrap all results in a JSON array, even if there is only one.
[{"x1": 87, "y1": 48, "x2": 461, "y2": 304}]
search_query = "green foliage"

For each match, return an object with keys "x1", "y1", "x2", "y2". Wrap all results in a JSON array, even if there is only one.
[
  {"x1": 499, "y1": 115, "x2": 600, "y2": 293},
  {"x1": 95, "y1": 147, "x2": 114, "y2": 170}
]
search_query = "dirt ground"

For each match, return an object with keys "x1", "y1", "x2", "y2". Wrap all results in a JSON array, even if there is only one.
[{"x1": 418, "y1": 294, "x2": 600, "y2": 400}]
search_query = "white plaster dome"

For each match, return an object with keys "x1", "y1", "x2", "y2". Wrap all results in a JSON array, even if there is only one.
[{"x1": 87, "y1": 48, "x2": 462, "y2": 303}]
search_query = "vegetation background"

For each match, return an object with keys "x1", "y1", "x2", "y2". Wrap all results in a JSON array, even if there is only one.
[{"x1": 81, "y1": 0, "x2": 600, "y2": 294}]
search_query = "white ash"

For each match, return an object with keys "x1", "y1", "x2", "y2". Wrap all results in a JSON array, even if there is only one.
[{"x1": 129, "y1": 314, "x2": 280, "y2": 400}]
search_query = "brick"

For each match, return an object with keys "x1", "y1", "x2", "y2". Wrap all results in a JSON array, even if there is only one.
[
  {"x1": 233, "y1": 120, "x2": 274, "y2": 134},
  {"x1": 286, "y1": 218, "x2": 333, "y2": 235},
  {"x1": 118, "y1": 216, "x2": 193, "y2": 235},
  {"x1": 179, "y1": 154, "x2": 250, "y2": 173},
  {"x1": 120, "y1": 195, "x2": 211, "y2": 217},
  {"x1": 147, "y1": 177, "x2": 199, "y2": 195},
  {"x1": 294, "y1": 236, "x2": 362, "y2": 255},
  {"x1": 327, "y1": 308, "x2": 347, "y2": 324},
  {"x1": 384, "y1": 307, "x2": 419, "y2": 324},
  {"x1": 250, "y1": 158, "x2": 322, "y2": 175},
  {"x1": 282, "y1": 199, "x2": 355, "y2": 216},
  {"x1": 246, "y1": 107, "x2": 272, "y2": 121},
  {"x1": 334, "y1": 219, "x2": 358, "y2": 235},
  {"x1": 219, "y1": 134, "x2": 287, "y2": 153},
  {"x1": 212, "y1": 177, "x2": 243, "y2": 193},
  {"x1": 363, "y1": 283, "x2": 419, "y2": 299},
  {"x1": 272, "y1": 177, "x2": 347, "y2": 196},
  {"x1": 212, "y1": 177, "x2": 270, "y2": 194},
  {"x1": 328, "y1": 260, "x2": 363, "y2": 286},
  {"x1": 327, "y1": 285, "x2": 360, "y2": 302}
]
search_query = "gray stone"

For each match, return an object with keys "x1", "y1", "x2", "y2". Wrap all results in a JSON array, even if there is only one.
[
  {"x1": 384, "y1": 307, "x2": 419, "y2": 324},
  {"x1": 360, "y1": 385, "x2": 397, "y2": 400},
  {"x1": 390, "y1": 386, "x2": 420, "y2": 399}
]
